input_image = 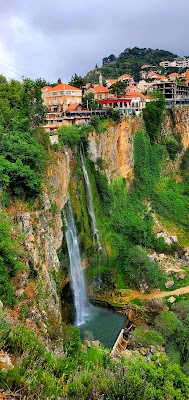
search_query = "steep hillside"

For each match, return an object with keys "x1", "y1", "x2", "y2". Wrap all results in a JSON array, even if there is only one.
[
  {"x1": 2, "y1": 74, "x2": 189, "y2": 399},
  {"x1": 85, "y1": 47, "x2": 177, "y2": 82}
]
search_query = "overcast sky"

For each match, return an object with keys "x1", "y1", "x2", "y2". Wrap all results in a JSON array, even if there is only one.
[{"x1": 0, "y1": 0, "x2": 188, "y2": 83}]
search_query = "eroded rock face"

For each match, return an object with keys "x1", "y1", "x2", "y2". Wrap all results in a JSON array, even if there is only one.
[
  {"x1": 161, "y1": 106, "x2": 189, "y2": 148},
  {"x1": 88, "y1": 116, "x2": 143, "y2": 184},
  {"x1": 11, "y1": 151, "x2": 71, "y2": 343}
]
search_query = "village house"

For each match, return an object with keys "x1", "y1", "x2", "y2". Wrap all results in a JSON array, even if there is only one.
[
  {"x1": 106, "y1": 79, "x2": 117, "y2": 88},
  {"x1": 125, "y1": 84, "x2": 138, "y2": 93},
  {"x1": 85, "y1": 84, "x2": 110, "y2": 100},
  {"x1": 137, "y1": 80, "x2": 153, "y2": 93},
  {"x1": 98, "y1": 91, "x2": 147, "y2": 115},
  {"x1": 148, "y1": 72, "x2": 167, "y2": 81},
  {"x1": 41, "y1": 83, "x2": 82, "y2": 113},
  {"x1": 168, "y1": 72, "x2": 180, "y2": 81},
  {"x1": 185, "y1": 70, "x2": 189, "y2": 85},
  {"x1": 117, "y1": 73, "x2": 134, "y2": 84},
  {"x1": 152, "y1": 81, "x2": 188, "y2": 101},
  {"x1": 160, "y1": 58, "x2": 189, "y2": 69}
]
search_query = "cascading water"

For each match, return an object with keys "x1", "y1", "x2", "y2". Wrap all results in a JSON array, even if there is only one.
[
  {"x1": 63, "y1": 200, "x2": 88, "y2": 326},
  {"x1": 80, "y1": 142, "x2": 103, "y2": 254}
]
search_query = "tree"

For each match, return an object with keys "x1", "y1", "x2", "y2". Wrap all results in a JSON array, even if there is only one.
[
  {"x1": 106, "y1": 108, "x2": 121, "y2": 122},
  {"x1": 19, "y1": 78, "x2": 48, "y2": 129},
  {"x1": 35, "y1": 77, "x2": 50, "y2": 88},
  {"x1": 124, "y1": 246, "x2": 165, "y2": 290},
  {"x1": 0, "y1": 76, "x2": 21, "y2": 132},
  {"x1": 82, "y1": 92, "x2": 98, "y2": 109},
  {"x1": 57, "y1": 78, "x2": 62, "y2": 84},
  {"x1": 110, "y1": 81, "x2": 126, "y2": 96},
  {"x1": 154, "y1": 311, "x2": 179, "y2": 340},
  {"x1": 69, "y1": 74, "x2": 85, "y2": 89},
  {"x1": 143, "y1": 92, "x2": 165, "y2": 143}
]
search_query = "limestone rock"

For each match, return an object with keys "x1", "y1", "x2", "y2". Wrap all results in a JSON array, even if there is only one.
[
  {"x1": 165, "y1": 280, "x2": 174, "y2": 289},
  {"x1": 167, "y1": 296, "x2": 176, "y2": 303},
  {"x1": 88, "y1": 116, "x2": 143, "y2": 184},
  {"x1": 91, "y1": 340, "x2": 100, "y2": 347},
  {"x1": 0, "y1": 352, "x2": 13, "y2": 371}
]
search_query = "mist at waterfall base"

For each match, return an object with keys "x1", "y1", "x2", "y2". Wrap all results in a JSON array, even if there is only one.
[{"x1": 79, "y1": 306, "x2": 126, "y2": 348}]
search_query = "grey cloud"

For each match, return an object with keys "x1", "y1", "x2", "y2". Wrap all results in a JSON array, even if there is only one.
[{"x1": 0, "y1": 0, "x2": 188, "y2": 82}]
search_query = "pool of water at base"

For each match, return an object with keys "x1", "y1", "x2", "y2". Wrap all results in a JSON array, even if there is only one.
[{"x1": 78, "y1": 305, "x2": 127, "y2": 349}]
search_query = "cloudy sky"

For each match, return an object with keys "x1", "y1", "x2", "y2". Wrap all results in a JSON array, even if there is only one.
[{"x1": 0, "y1": 0, "x2": 188, "y2": 83}]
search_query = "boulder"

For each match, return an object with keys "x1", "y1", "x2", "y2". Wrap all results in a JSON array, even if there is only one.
[
  {"x1": 167, "y1": 296, "x2": 176, "y2": 303},
  {"x1": 165, "y1": 280, "x2": 174, "y2": 289},
  {"x1": 0, "y1": 352, "x2": 13, "y2": 371},
  {"x1": 91, "y1": 340, "x2": 100, "y2": 347}
]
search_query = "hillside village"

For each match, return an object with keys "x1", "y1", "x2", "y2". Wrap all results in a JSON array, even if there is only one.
[{"x1": 41, "y1": 55, "x2": 189, "y2": 131}]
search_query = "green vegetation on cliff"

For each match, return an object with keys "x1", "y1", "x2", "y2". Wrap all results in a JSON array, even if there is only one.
[
  {"x1": 85, "y1": 47, "x2": 177, "y2": 82},
  {"x1": 0, "y1": 76, "x2": 49, "y2": 201},
  {"x1": 1, "y1": 312, "x2": 189, "y2": 399}
]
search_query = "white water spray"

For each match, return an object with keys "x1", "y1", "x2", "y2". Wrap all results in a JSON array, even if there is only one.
[
  {"x1": 63, "y1": 201, "x2": 88, "y2": 326},
  {"x1": 80, "y1": 142, "x2": 103, "y2": 254}
]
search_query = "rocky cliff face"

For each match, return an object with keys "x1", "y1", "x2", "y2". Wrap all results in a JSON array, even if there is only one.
[
  {"x1": 161, "y1": 105, "x2": 189, "y2": 147},
  {"x1": 88, "y1": 116, "x2": 143, "y2": 183},
  {"x1": 9, "y1": 151, "x2": 71, "y2": 345},
  {"x1": 8, "y1": 108, "x2": 189, "y2": 343},
  {"x1": 88, "y1": 107, "x2": 189, "y2": 185}
]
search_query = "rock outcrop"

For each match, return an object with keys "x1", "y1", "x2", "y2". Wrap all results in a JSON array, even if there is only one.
[
  {"x1": 10, "y1": 151, "x2": 71, "y2": 343},
  {"x1": 88, "y1": 116, "x2": 143, "y2": 184},
  {"x1": 161, "y1": 106, "x2": 189, "y2": 147}
]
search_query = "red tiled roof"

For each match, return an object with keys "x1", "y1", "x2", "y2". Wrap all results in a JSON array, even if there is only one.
[
  {"x1": 119, "y1": 73, "x2": 132, "y2": 79},
  {"x1": 41, "y1": 86, "x2": 51, "y2": 91},
  {"x1": 90, "y1": 85, "x2": 109, "y2": 93},
  {"x1": 67, "y1": 103, "x2": 79, "y2": 110},
  {"x1": 168, "y1": 72, "x2": 180, "y2": 77},
  {"x1": 124, "y1": 91, "x2": 147, "y2": 99},
  {"x1": 126, "y1": 84, "x2": 136, "y2": 90},
  {"x1": 106, "y1": 79, "x2": 117, "y2": 83},
  {"x1": 148, "y1": 73, "x2": 167, "y2": 80},
  {"x1": 48, "y1": 83, "x2": 82, "y2": 92}
]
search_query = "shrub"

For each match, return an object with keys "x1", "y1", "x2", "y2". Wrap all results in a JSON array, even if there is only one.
[
  {"x1": 58, "y1": 125, "x2": 80, "y2": 147},
  {"x1": 124, "y1": 246, "x2": 165, "y2": 290},
  {"x1": 132, "y1": 325, "x2": 164, "y2": 347},
  {"x1": 143, "y1": 92, "x2": 165, "y2": 143},
  {"x1": 163, "y1": 135, "x2": 183, "y2": 160},
  {"x1": 0, "y1": 212, "x2": 24, "y2": 307},
  {"x1": 154, "y1": 311, "x2": 179, "y2": 340}
]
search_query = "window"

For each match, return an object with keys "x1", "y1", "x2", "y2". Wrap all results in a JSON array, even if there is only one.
[
  {"x1": 53, "y1": 92, "x2": 57, "y2": 96},
  {"x1": 66, "y1": 91, "x2": 71, "y2": 95}
]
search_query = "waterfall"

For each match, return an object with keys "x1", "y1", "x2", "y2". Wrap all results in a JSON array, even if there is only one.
[
  {"x1": 80, "y1": 142, "x2": 103, "y2": 253},
  {"x1": 63, "y1": 201, "x2": 88, "y2": 326}
]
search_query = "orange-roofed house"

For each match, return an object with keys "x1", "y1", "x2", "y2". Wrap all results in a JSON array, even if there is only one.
[
  {"x1": 125, "y1": 84, "x2": 137, "y2": 93},
  {"x1": 168, "y1": 72, "x2": 180, "y2": 81},
  {"x1": 41, "y1": 83, "x2": 83, "y2": 131},
  {"x1": 41, "y1": 83, "x2": 82, "y2": 113},
  {"x1": 185, "y1": 70, "x2": 189, "y2": 86},
  {"x1": 85, "y1": 85, "x2": 110, "y2": 100},
  {"x1": 106, "y1": 79, "x2": 117, "y2": 88},
  {"x1": 148, "y1": 72, "x2": 167, "y2": 81},
  {"x1": 118, "y1": 74, "x2": 134, "y2": 84}
]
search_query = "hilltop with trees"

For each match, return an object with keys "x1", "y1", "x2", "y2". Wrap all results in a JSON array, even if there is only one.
[{"x1": 84, "y1": 47, "x2": 178, "y2": 82}]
